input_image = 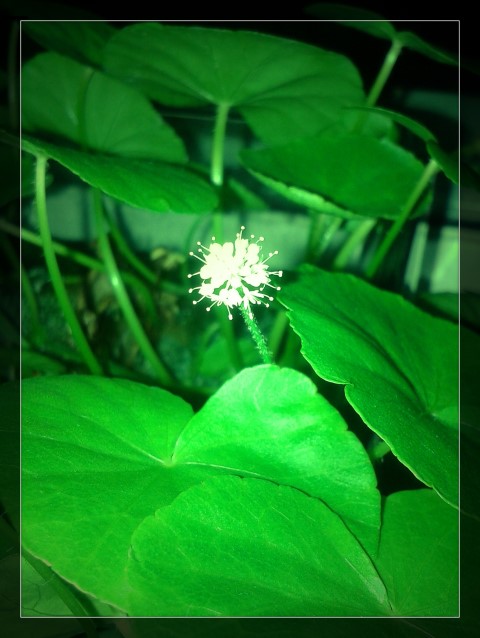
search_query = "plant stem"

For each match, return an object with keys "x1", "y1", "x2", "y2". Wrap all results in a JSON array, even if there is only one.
[
  {"x1": 35, "y1": 156, "x2": 102, "y2": 375},
  {"x1": 210, "y1": 102, "x2": 230, "y2": 242},
  {"x1": 93, "y1": 189, "x2": 173, "y2": 386},
  {"x1": 354, "y1": 39, "x2": 403, "y2": 132},
  {"x1": 366, "y1": 158, "x2": 438, "y2": 279},
  {"x1": 239, "y1": 305, "x2": 272, "y2": 364},
  {"x1": 108, "y1": 217, "x2": 157, "y2": 285},
  {"x1": 305, "y1": 210, "x2": 327, "y2": 263},
  {"x1": 268, "y1": 310, "x2": 289, "y2": 361},
  {"x1": 332, "y1": 218, "x2": 376, "y2": 271}
]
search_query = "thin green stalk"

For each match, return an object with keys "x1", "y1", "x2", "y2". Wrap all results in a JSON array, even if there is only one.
[
  {"x1": 210, "y1": 102, "x2": 230, "y2": 242},
  {"x1": 23, "y1": 550, "x2": 99, "y2": 631},
  {"x1": 268, "y1": 310, "x2": 289, "y2": 361},
  {"x1": 7, "y1": 22, "x2": 19, "y2": 130},
  {"x1": 93, "y1": 189, "x2": 173, "y2": 385},
  {"x1": 108, "y1": 218, "x2": 157, "y2": 285},
  {"x1": 354, "y1": 39, "x2": 403, "y2": 132},
  {"x1": 239, "y1": 305, "x2": 272, "y2": 364},
  {"x1": 332, "y1": 218, "x2": 376, "y2": 271},
  {"x1": 366, "y1": 159, "x2": 439, "y2": 279},
  {"x1": 35, "y1": 156, "x2": 102, "y2": 375},
  {"x1": 305, "y1": 211, "x2": 327, "y2": 263}
]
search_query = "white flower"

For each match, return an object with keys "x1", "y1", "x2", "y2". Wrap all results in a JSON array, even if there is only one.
[{"x1": 188, "y1": 226, "x2": 283, "y2": 320}]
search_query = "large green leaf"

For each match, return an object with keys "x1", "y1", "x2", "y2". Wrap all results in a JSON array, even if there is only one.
[
  {"x1": 22, "y1": 366, "x2": 379, "y2": 613},
  {"x1": 375, "y1": 490, "x2": 458, "y2": 616},
  {"x1": 22, "y1": 136, "x2": 217, "y2": 214},
  {"x1": 22, "y1": 52, "x2": 187, "y2": 163},
  {"x1": 22, "y1": 21, "x2": 115, "y2": 67},
  {"x1": 279, "y1": 266, "x2": 458, "y2": 508},
  {"x1": 127, "y1": 475, "x2": 388, "y2": 616},
  {"x1": 242, "y1": 131, "x2": 430, "y2": 219},
  {"x1": 103, "y1": 23, "x2": 364, "y2": 145},
  {"x1": 307, "y1": 5, "x2": 458, "y2": 66}
]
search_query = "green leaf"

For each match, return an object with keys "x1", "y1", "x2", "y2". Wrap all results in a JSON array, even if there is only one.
[
  {"x1": 22, "y1": 52, "x2": 187, "y2": 163},
  {"x1": 375, "y1": 490, "x2": 458, "y2": 616},
  {"x1": 22, "y1": 135, "x2": 217, "y2": 214},
  {"x1": 241, "y1": 132, "x2": 430, "y2": 219},
  {"x1": 103, "y1": 23, "x2": 364, "y2": 145},
  {"x1": 350, "y1": 106, "x2": 435, "y2": 143},
  {"x1": 22, "y1": 366, "x2": 379, "y2": 612},
  {"x1": 307, "y1": 4, "x2": 458, "y2": 67},
  {"x1": 427, "y1": 141, "x2": 458, "y2": 184},
  {"x1": 279, "y1": 266, "x2": 458, "y2": 508},
  {"x1": 127, "y1": 475, "x2": 389, "y2": 616},
  {"x1": 22, "y1": 21, "x2": 115, "y2": 67},
  {"x1": 173, "y1": 365, "x2": 380, "y2": 552},
  {"x1": 21, "y1": 556, "x2": 73, "y2": 617},
  {"x1": 0, "y1": 382, "x2": 19, "y2": 530}
]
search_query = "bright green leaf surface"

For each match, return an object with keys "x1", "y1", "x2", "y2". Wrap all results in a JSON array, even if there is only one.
[
  {"x1": 173, "y1": 365, "x2": 380, "y2": 552},
  {"x1": 241, "y1": 132, "x2": 430, "y2": 219},
  {"x1": 22, "y1": 136, "x2": 217, "y2": 214},
  {"x1": 103, "y1": 23, "x2": 364, "y2": 144},
  {"x1": 21, "y1": 557, "x2": 73, "y2": 617},
  {"x1": 22, "y1": 366, "x2": 379, "y2": 613},
  {"x1": 23, "y1": 21, "x2": 115, "y2": 67},
  {"x1": 22, "y1": 52, "x2": 187, "y2": 163},
  {"x1": 280, "y1": 266, "x2": 458, "y2": 507},
  {"x1": 375, "y1": 490, "x2": 458, "y2": 616},
  {"x1": 127, "y1": 475, "x2": 389, "y2": 616}
]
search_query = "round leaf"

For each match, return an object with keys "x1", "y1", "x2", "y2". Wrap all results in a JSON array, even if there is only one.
[
  {"x1": 127, "y1": 475, "x2": 389, "y2": 616},
  {"x1": 242, "y1": 132, "x2": 431, "y2": 219},
  {"x1": 22, "y1": 52, "x2": 187, "y2": 163},
  {"x1": 103, "y1": 23, "x2": 364, "y2": 145},
  {"x1": 279, "y1": 266, "x2": 458, "y2": 508}
]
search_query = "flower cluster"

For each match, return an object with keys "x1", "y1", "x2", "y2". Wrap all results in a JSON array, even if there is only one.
[{"x1": 188, "y1": 227, "x2": 283, "y2": 320}]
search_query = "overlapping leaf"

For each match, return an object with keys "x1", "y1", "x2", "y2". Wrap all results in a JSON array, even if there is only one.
[
  {"x1": 280, "y1": 266, "x2": 458, "y2": 508},
  {"x1": 242, "y1": 131, "x2": 430, "y2": 219},
  {"x1": 103, "y1": 23, "x2": 365, "y2": 145},
  {"x1": 22, "y1": 136, "x2": 217, "y2": 214},
  {"x1": 22, "y1": 366, "x2": 379, "y2": 613},
  {"x1": 22, "y1": 52, "x2": 186, "y2": 163}
]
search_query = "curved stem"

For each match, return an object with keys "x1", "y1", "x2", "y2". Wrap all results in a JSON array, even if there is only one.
[
  {"x1": 108, "y1": 217, "x2": 157, "y2": 285},
  {"x1": 93, "y1": 189, "x2": 173, "y2": 385},
  {"x1": 35, "y1": 156, "x2": 102, "y2": 375},
  {"x1": 332, "y1": 218, "x2": 376, "y2": 271},
  {"x1": 354, "y1": 39, "x2": 403, "y2": 132},
  {"x1": 239, "y1": 305, "x2": 272, "y2": 364},
  {"x1": 366, "y1": 159, "x2": 438, "y2": 279}
]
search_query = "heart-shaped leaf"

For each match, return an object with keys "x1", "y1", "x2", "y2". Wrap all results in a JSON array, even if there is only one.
[
  {"x1": 242, "y1": 131, "x2": 431, "y2": 219},
  {"x1": 22, "y1": 136, "x2": 217, "y2": 214},
  {"x1": 279, "y1": 266, "x2": 458, "y2": 509},
  {"x1": 103, "y1": 23, "x2": 365, "y2": 145},
  {"x1": 22, "y1": 52, "x2": 187, "y2": 163},
  {"x1": 22, "y1": 366, "x2": 379, "y2": 612}
]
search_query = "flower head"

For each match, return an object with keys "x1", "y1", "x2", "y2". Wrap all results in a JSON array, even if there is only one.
[{"x1": 188, "y1": 227, "x2": 283, "y2": 320}]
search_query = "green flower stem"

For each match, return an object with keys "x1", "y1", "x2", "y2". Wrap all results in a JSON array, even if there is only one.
[
  {"x1": 332, "y1": 218, "x2": 376, "y2": 271},
  {"x1": 93, "y1": 189, "x2": 173, "y2": 386},
  {"x1": 210, "y1": 102, "x2": 230, "y2": 242},
  {"x1": 366, "y1": 158, "x2": 439, "y2": 279},
  {"x1": 354, "y1": 39, "x2": 403, "y2": 132},
  {"x1": 108, "y1": 217, "x2": 157, "y2": 285},
  {"x1": 23, "y1": 550, "x2": 99, "y2": 632},
  {"x1": 35, "y1": 155, "x2": 102, "y2": 375},
  {"x1": 239, "y1": 305, "x2": 273, "y2": 364}
]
